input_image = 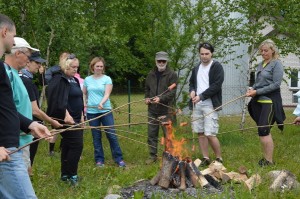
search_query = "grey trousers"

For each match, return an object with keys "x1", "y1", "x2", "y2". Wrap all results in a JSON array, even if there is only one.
[{"x1": 147, "y1": 112, "x2": 169, "y2": 157}]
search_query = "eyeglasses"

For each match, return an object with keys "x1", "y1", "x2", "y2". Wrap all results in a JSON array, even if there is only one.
[
  {"x1": 66, "y1": 53, "x2": 76, "y2": 60},
  {"x1": 156, "y1": 60, "x2": 167, "y2": 64},
  {"x1": 19, "y1": 50, "x2": 31, "y2": 58}
]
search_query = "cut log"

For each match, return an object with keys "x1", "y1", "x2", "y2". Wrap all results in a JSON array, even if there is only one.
[
  {"x1": 194, "y1": 158, "x2": 201, "y2": 167},
  {"x1": 238, "y1": 174, "x2": 248, "y2": 182},
  {"x1": 178, "y1": 161, "x2": 187, "y2": 190},
  {"x1": 221, "y1": 171, "x2": 245, "y2": 183},
  {"x1": 269, "y1": 170, "x2": 300, "y2": 191},
  {"x1": 268, "y1": 170, "x2": 282, "y2": 180},
  {"x1": 212, "y1": 170, "x2": 225, "y2": 180},
  {"x1": 201, "y1": 168, "x2": 213, "y2": 176},
  {"x1": 243, "y1": 174, "x2": 261, "y2": 191},
  {"x1": 204, "y1": 174, "x2": 223, "y2": 191},
  {"x1": 221, "y1": 172, "x2": 233, "y2": 183},
  {"x1": 171, "y1": 173, "x2": 181, "y2": 188},
  {"x1": 158, "y1": 151, "x2": 178, "y2": 189},
  {"x1": 186, "y1": 161, "x2": 209, "y2": 188},
  {"x1": 238, "y1": 166, "x2": 248, "y2": 176},
  {"x1": 208, "y1": 173, "x2": 221, "y2": 183},
  {"x1": 150, "y1": 170, "x2": 161, "y2": 186},
  {"x1": 269, "y1": 171, "x2": 288, "y2": 191},
  {"x1": 208, "y1": 161, "x2": 227, "y2": 173}
]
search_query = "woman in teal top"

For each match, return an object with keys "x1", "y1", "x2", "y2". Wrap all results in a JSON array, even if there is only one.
[{"x1": 83, "y1": 57, "x2": 125, "y2": 167}]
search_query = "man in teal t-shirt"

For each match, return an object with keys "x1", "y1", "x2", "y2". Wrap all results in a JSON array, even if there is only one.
[{"x1": 4, "y1": 37, "x2": 40, "y2": 169}]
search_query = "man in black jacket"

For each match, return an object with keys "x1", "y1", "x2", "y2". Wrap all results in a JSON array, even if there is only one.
[
  {"x1": 144, "y1": 51, "x2": 178, "y2": 164},
  {"x1": 189, "y1": 42, "x2": 224, "y2": 167},
  {"x1": 0, "y1": 14, "x2": 51, "y2": 198}
]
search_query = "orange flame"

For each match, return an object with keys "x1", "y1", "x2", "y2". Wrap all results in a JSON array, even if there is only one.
[
  {"x1": 164, "y1": 121, "x2": 187, "y2": 160},
  {"x1": 160, "y1": 137, "x2": 165, "y2": 145}
]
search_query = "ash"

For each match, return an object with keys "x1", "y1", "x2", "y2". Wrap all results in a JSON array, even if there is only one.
[{"x1": 120, "y1": 178, "x2": 223, "y2": 199}]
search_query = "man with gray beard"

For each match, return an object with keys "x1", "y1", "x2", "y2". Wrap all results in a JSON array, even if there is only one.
[{"x1": 144, "y1": 51, "x2": 178, "y2": 164}]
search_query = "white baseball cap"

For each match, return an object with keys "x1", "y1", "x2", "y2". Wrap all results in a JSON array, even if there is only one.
[{"x1": 13, "y1": 37, "x2": 40, "y2": 52}]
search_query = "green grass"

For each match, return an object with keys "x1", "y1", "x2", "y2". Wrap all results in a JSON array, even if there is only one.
[{"x1": 32, "y1": 99, "x2": 300, "y2": 198}]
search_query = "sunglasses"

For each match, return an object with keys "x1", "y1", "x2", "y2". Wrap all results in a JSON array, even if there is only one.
[
  {"x1": 66, "y1": 53, "x2": 76, "y2": 60},
  {"x1": 156, "y1": 60, "x2": 167, "y2": 64},
  {"x1": 200, "y1": 43, "x2": 211, "y2": 48}
]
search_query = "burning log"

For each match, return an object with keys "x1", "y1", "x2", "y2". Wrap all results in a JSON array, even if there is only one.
[
  {"x1": 178, "y1": 161, "x2": 187, "y2": 190},
  {"x1": 171, "y1": 172, "x2": 181, "y2": 188},
  {"x1": 149, "y1": 121, "x2": 223, "y2": 191},
  {"x1": 158, "y1": 151, "x2": 178, "y2": 189}
]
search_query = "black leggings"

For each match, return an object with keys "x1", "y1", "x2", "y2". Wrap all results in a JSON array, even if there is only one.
[
  {"x1": 250, "y1": 102, "x2": 274, "y2": 136},
  {"x1": 60, "y1": 130, "x2": 83, "y2": 177}
]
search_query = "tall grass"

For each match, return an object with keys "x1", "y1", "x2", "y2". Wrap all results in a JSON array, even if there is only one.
[{"x1": 32, "y1": 95, "x2": 300, "y2": 199}]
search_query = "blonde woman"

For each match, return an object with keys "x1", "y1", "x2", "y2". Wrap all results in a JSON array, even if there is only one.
[
  {"x1": 246, "y1": 39, "x2": 286, "y2": 166},
  {"x1": 46, "y1": 54, "x2": 84, "y2": 186}
]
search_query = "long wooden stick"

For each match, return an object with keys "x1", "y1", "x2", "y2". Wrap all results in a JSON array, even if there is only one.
[
  {"x1": 191, "y1": 94, "x2": 246, "y2": 122},
  {"x1": 9, "y1": 86, "x2": 176, "y2": 155},
  {"x1": 187, "y1": 122, "x2": 293, "y2": 140}
]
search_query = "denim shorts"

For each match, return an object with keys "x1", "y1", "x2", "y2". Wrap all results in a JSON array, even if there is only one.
[{"x1": 191, "y1": 104, "x2": 219, "y2": 136}]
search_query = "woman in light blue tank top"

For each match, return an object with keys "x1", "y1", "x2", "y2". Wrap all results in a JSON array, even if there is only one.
[{"x1": 83, "y1": 57, "x2": 125, "y2": 168}]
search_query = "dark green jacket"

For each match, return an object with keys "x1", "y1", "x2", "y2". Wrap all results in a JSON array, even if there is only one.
[{"x1": 145, "y1": 66, "x2": 178, "y2": 115}]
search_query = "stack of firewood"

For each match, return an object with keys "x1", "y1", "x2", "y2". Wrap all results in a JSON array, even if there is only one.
[
  {"x1": 196, "y1": 159, "x2": 261, "y2": 191},
  {"x1": 150, "y1": 151, "x2": 300, "y2": 193}
]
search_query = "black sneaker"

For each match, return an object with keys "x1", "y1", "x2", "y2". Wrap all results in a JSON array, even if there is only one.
[
  {"x1": 258, "y1": 158, "x2": 274, "y2": 167},
  {"x1": 61, "y1": 175, "x2": 69, "y2": 182},
  {"x1": 200, "y1": 158, "x2": 211, "y2": 167},
  {"x1": 69, "y1": 175, "x2": 79, "y2": 187},
  {"x1": 215, "y1": 158, "x2": 223, "y2": 163}
]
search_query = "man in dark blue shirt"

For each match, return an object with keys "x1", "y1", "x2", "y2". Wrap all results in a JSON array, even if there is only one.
[{"x1": 0, "y1": 13, "x2": 51, "y2": 199}]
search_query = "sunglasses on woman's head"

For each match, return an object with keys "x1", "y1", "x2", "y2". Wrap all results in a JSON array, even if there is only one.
[{"x1": 66, "y1": 53, "x2": 76, "y2": 60}]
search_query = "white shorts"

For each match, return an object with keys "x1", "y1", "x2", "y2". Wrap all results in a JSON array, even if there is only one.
[{"x1": 191, "y1": 104, "x2": 219, "y2": 136}]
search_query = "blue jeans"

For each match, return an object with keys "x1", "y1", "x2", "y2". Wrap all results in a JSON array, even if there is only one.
[
  {"x1": 0, "y1": 148, "x2": 37, "y2": 199},
  {"x1": 87, "y1": 112, "x2": 123, "y2": 163}
]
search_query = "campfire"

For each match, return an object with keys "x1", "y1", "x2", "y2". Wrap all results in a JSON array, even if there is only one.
[
  {"x1": 119, "y1": 121, "x2": 300, "y2": 198},
  {"x1": 149, "y1": 121, "x2": 222, "y2": 192}
]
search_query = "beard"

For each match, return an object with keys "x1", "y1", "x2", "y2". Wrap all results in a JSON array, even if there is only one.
[{"x1": 156, "y1": 63, "x2": 167, "y2": 72}]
